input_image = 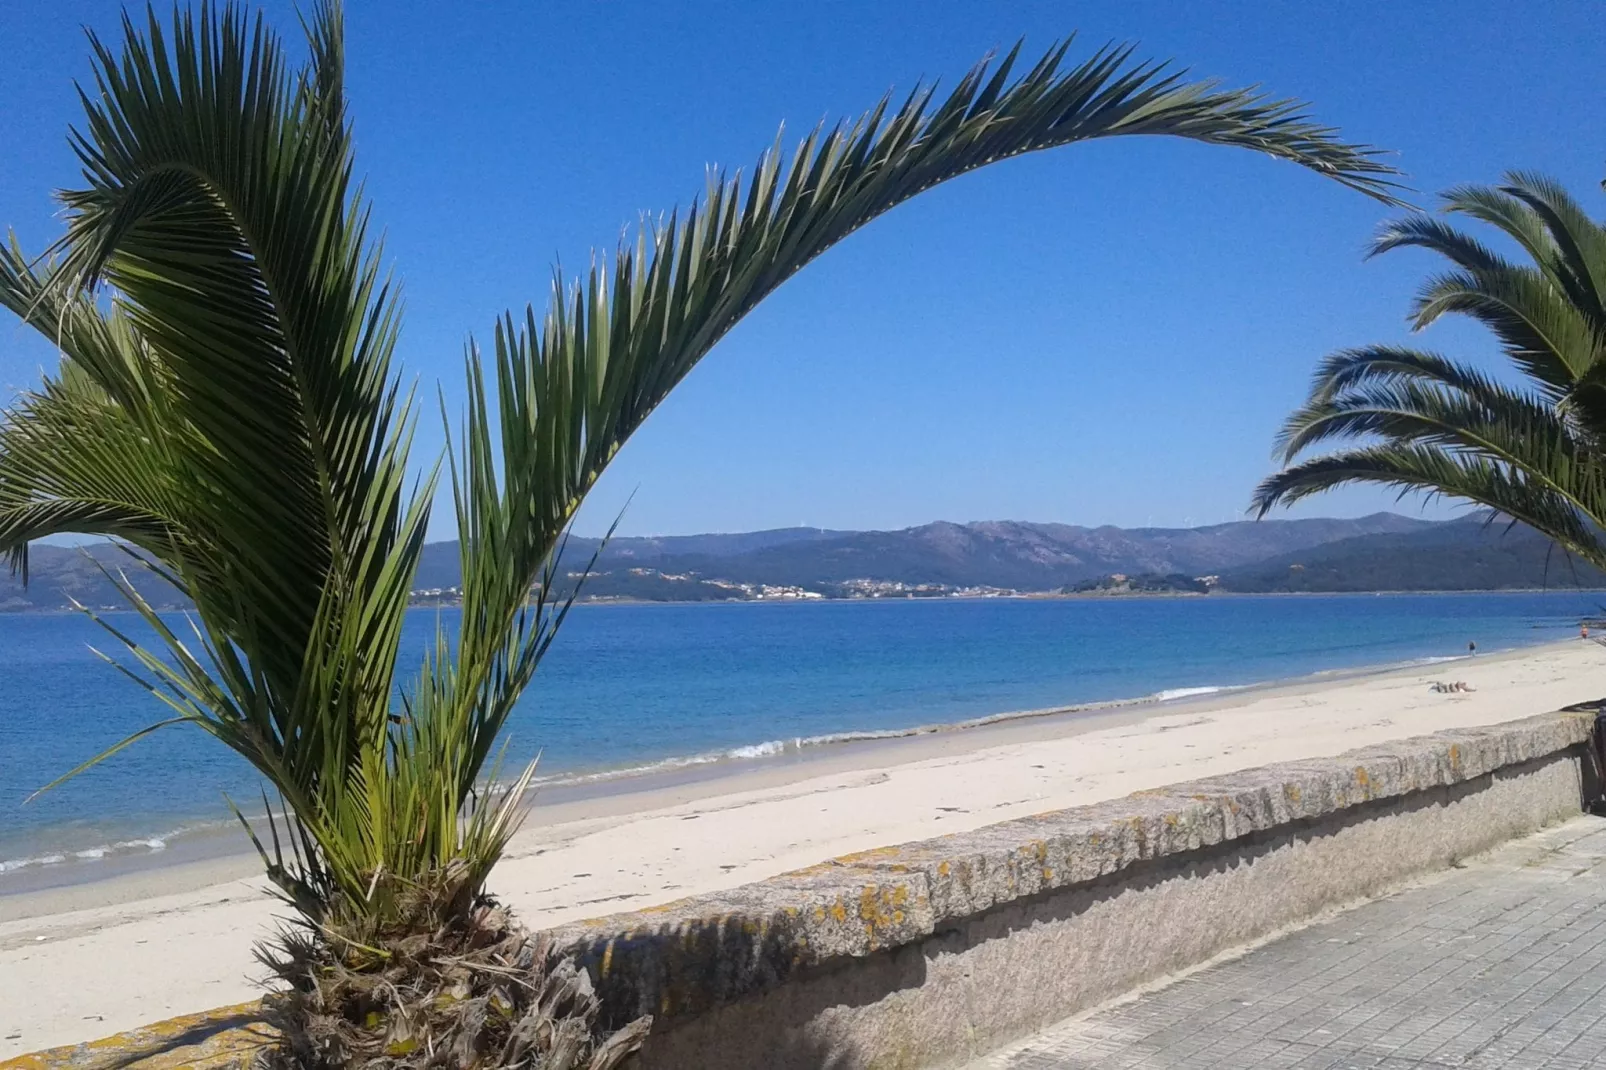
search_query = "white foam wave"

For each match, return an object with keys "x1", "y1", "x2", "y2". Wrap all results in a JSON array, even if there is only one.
[
  {"x1": 725, "y1": 740, "x2": 787, "y2": 759},
  {"x1": 1152, "y1": 686, "x2": 1226, "y2": 702},
  {"x1": 1, "y1": 832, "x2": 179, "y2": 875},
  {"x1": 0, "y1": 852, "x2": 66, "y2": 874},
  {"x1": 793, "y1": 727, "x2": 929, "y2": 747},
  {"x1": 527, "y1": 685, "x2": 1260, "y2": 792},
  {"x1": 530, "y1": 745, "x2": 754, "y2": 788}
]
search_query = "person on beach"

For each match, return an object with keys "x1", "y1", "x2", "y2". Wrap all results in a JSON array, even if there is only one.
[
  {"x1": 1583, "y1": 624, "x2": 1590, "y2": 640},
  {"x1": 1468, "y1": 641, "x2": 1477, "y2": 655}
]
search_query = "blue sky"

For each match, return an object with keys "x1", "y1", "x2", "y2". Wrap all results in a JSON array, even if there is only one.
[{"x1": 2, "y1": 2, "x2": 1602, "y2": 538}]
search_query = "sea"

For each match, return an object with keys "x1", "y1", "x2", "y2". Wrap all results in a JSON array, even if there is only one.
[{"x1": 2, "y1": 590, "x2": 1603, "y2": 883}]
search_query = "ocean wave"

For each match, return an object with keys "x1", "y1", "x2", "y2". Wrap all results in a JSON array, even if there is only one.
[
  {"x1": 725, "y1": 740, "x2": 787, "y2": 759},
  {"x1": 527, "y1": 684, "x2": 1245, "y2": 790},
  {"x1": 793, "y1": 726, "x2": 933, "y2": 746},
  {"x1": 530, "y1": 746, "x2": 748, "y2": 788},
  {"x1": 1152, "y1": 686, "x2": 1227, "y2": 702},
  {"x1": 0, "y1": 852, "x2": 66, "y2": 874},
  {"x1": 1, "y1": 832, "x2": 176, "y2": 875}
]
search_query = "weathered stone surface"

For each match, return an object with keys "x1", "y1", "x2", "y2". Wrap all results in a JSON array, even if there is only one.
[
  {"x1": 635, "y1": 736, "x2": 1593, "y2": 1069},
  {"x1": 1, "y1": 1002, "x2": 271, "y2": 1070},
  {"x1": 969, "y1": 816, "x2": 1606, "y2": 1070},
  {"x1": 549, "y1": 710, "x2": 1595, "y2": 1033}
]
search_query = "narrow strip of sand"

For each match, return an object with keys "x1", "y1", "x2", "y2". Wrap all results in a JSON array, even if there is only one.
[{"x1": 4, "y1": 640, "x2": 1604, "y2": 1057}]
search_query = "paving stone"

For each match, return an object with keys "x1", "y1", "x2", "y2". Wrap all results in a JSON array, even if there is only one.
[{"x1": 968, "y1": 816, "x2": 1606, "y2": 1070}]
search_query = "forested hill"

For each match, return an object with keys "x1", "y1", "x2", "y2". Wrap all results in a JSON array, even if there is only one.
[
  {"x1": 1214, "y1": 521, "x2": 1606, "y2": 593},
  {"x1": 8, "y1": 512, "x2": 1603, "y2": 611}
]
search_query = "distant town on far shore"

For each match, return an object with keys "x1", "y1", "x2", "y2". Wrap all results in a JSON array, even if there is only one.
[{"x1": 10, "y1": 511, "x2": 1604, "y2": 613}]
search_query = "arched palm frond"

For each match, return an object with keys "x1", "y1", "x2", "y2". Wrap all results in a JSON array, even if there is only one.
[
  {"x1": 1256, "y1": 175, "x2": 1606, "y2": 573},
  {"x1": 441, "y1": 39, "x2": 1409, "y2": 803},
  {"x1": 1, "y1": 0, "x2": 1405, "y2": 933}
]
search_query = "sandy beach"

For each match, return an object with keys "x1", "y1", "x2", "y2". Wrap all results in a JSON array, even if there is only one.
[{"x1": 4, "y1": 639, "x2": 1606, "y2": 1057}]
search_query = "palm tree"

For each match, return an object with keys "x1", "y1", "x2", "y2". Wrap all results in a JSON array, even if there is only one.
[
  {"x1": 0, "y1": 2, "x2": 1400, "y2": 1065},
  {"x1": 1253, "y1": 174, "x2": 1606, "y2": 573}
]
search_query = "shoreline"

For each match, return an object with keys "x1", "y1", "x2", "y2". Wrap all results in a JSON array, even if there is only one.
[
  {"x1": 13, "y1": 585, "x2": 1605, "y2": 616},
  {"x1": 6, "y1": 637, "x2": 1606, "y2": 1056},
  {"x1": 0, "y1": 636, "x2": 1576, "y2": 909},
  {"x1": 427, "y1": 586, "x2": 1606, "y2": 609}
]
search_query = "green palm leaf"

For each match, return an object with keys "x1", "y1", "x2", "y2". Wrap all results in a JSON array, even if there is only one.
[
  {"x1": 2, "y1": 1, "x2": 1401, "y2": 949},
  {"x1": 438, "y1": 41, "x2": 1407, "y2": 793},
  {"x1": 1257, "y1": 173, "x2": 1606, "y2": 575}
]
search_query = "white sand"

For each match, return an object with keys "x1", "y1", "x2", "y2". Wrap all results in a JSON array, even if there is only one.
[{"x1": 4, "y1": 640, "x2": 1604, "y2": 1057}]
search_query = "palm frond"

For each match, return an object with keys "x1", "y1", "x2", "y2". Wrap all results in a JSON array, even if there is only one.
[
  {"x1": 1276, "y1": 345, "x2": 1576, "y2": 463},
  {"x1": 1371, "y1": 214, "x2": 1510, "y2": 276},
  {"x1": 50, "y1": 2, "x2": 416, "y2": 707},
  {"x1": 2, "y1": 5, "x2": 1407, "y2": 952},
  {"x1": 1260, "y1": 174, "x2": 1606, "y2": 575},
  {"x1": 1254, "y1": 443, "x2": 1606, "y2": 568},
  {"x1": 1, "y1": 2, "x2": 427, "y2": 920},
  {"x1": 1445, "y1": 175, "x2": 1606, "y2": 330},
  {"x1": 1417, "y1": 265, "x2": 1597, "y2": 378},
  {"x1": 437, "y1": 41, "x2": 1407, "y2": 779}
]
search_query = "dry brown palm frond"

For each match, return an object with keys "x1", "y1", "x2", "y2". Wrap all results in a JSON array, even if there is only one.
[{"x1": 256, "y1": 895, "x2": 648, "y2": 1070}]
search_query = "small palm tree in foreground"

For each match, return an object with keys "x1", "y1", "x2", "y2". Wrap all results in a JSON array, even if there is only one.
[
  {"x1": 1254, "y1": 174, "x2": 1606, "y2": 570},
  {"x1": 0, "y1": 3, "x2": 1399, "y2": 1066}
]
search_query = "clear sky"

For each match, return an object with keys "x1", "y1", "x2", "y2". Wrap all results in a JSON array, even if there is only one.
[{"x1": 2, "y1": 1, "x2": 1602, "y2": 538}]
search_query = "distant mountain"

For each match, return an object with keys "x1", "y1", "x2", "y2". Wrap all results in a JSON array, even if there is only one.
[
  {"x1": 627, "y1": 514, "x2": 1434, "y2": 591},
  {"x1": 0, "y1": 543, "x2": 184, "y2": 612},
  {"x1": 409, "y1": 527, "x2": 844, "y2": 591},
  {"x1": 6, "y1": 512, "x2": 1599, "y2": 612},
  {"x1": 1214, "y1": 518, "x2": 1606, "y2": 593}
]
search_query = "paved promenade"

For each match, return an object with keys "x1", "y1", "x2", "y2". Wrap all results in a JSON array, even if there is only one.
[{"x1": 970, "y1": 815, "x2": 1606, "y2": 1070}]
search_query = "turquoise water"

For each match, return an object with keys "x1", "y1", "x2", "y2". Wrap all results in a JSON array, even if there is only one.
[{"x1": 1, "y1": 591, "x2": 1601, "y2": 874}]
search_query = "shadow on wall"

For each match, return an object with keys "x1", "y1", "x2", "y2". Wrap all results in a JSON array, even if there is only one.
[
  {"x1": 617, "y1": 746, "x2": 1603, "y2": 1070},
  {"x1": 612, "y1": 916, "x2": 937, "y2": 1068},
  {"x1": 1565, "y1": 697, "x2": 1606, "y2": 810},
  {"x1": 632, "y1": 952, "x2": 914, "y2": 1070}
]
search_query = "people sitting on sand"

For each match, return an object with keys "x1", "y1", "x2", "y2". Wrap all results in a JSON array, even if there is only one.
[{"x1": 1431, "y1": 680, "x2": 1476, "y2": 693}]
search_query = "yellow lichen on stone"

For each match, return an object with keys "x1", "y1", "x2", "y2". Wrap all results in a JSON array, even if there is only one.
[
  {"x1": 832, "y1": 845, "x2": 909, "y2": 866},
  {"x1": 3, "y1": 1002, "x2": 273, "y2": 1070},
  {"x1": 634, "y1": 892, "x2": 699, "y2": 916},
  {"x1": 854, "y1": 883, "x2": 914, "y2": 942}
]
